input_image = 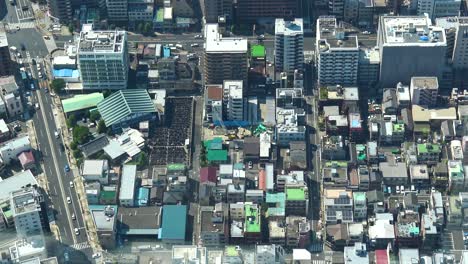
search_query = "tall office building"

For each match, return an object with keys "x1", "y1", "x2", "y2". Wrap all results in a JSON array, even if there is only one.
[
  {"x1": 203, "y1": 0, "x2": 233, "y2": 23},
  {"x1": 452, "y1": 17, "x2": 468, "y2": 69},
  {"x1": 275, "y1": 18, "x2": 304, "y2": 75},
  {"x1": 0, "y1": 32, "x2": 13, "y2": 77},
  {"x1": 377, "y1": 15, "x2": 447, "y2": 87},
  {"x1": 47, "y1": 0, "x2": 73, "y2": 23},
  {"x1": 316, "y1": 17, "x2": 359, "y2": 86},
  {"x1": 204, "y1": 24, "x2": 248, "y2": 86},
  {"x1": 235, "y1": 0, "x2": 300, "y2": 23},
  {"x1": 329, "y1": 0, "x2": 345, "y2": 21},
  {"x1": 106, "y1": 0, "x2": 128, "y2": 22},
  {"x1": 417, "y1": 0, "x2": 461, "y2": 20},
  {"x1": 10, "y1": 188, "x2": 46, "y2": 239},
  {"x1": 77, "y1": 26, "x2": 129, "y2": 90}
]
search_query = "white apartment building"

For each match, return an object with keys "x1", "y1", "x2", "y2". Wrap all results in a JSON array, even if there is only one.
[
  {"x1": 276, "y1": 109, "x2": 306, "y2": 147},
  {"x1": 204, "y1": 24, "x2": 248, "y2": 85},
  {"x1": 223, "y1": 80, "x2": 244, "y2": 121},
  {"x1": 77, "y1": 26, "x2": 129, "y2": 90},
  {"x1": 417, "y1": 0, "x2": 461, "y2": 20},
  {"x1": 10, "y1": 188, "x2": 44, "y2": 238},
  {"x1": 377, "y1": 15, "x2": 447, "y2": 87},
  {"x1": 106, "y1": 0, "x2": 128, "y2": 22},
  {"x1": 274, "y1": 18, "x2": 304, "y2": 74},
  {"x1": 0, "y1": 135, "x2": 31, "y2": 165},
  {"x1": 410, "y1": 76, "x2": 439, "y2": 106},
  {"x1": 316, "y1": 17, "x2": 359, "y2": 86}
]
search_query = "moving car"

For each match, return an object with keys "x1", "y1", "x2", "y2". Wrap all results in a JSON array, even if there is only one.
[
  {"x1": 55, "y1": 131, "x2": 60, "y2": 139},
  {"x1": 71, "y1": 214, "x2": 76, "y2": 220},
  {"x1": 64, "y1": 164, "x2": 70, "y2": 172},
  {"x1": 35, "y1": 103, "x2": 40, "y2": 110},
  {"x1": 67, "y1": 197, "x2": 71, "y2": 204},
  {"x1": 74, "y1": 228, "x2": 79, "y2": 235},
  {"x1": 190, "y1": 43, "x2": 199, "y2": 47},
  {"x1": 69, "y1": 181, "x2": 74, "y2": 188}
]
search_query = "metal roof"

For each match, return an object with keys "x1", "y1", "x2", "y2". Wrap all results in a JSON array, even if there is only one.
[
  {"x1": 62, "y1": 92, "x2": 104, "y2": 113},
  {"x1": 160, "y1": 205, "x2": 187, "y2": 240},
  {"x1": 97, "y1": 89, "x2": 156, "y2": 127}
]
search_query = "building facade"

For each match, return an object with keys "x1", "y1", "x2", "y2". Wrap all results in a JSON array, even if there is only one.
[{"x1": 275, "y1": 18, "x2": 304, "y2": 74}]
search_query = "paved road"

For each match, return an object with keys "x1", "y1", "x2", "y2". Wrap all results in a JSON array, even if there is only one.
[
  {"x1": 27, "y1": 61, "x2": 92, "y2": 263},
  {"x1": 6, "y1": 28, "x2": 49, "y2": 58}
]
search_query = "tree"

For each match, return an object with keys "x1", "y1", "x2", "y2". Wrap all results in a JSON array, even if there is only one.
[
  {"x1": 50, "y1": 79, "x2": 66, "y2": 94},
  {"x1": 89, "y1": 110, "x2": 100, "y2": 122},
  {"x1": 66, "y1": 114, "x2": 77, "y2": 128},
  {"x1": 68, "y1": 24, "x2": 74, "y2": 33},
  {"x1": 73, "y1": 126, "x2": 90, "y2": 145},
  {"x1": 97, "y1": 119, "x2": 106, "y2": 134},
  {"x1": 143, "y1": 22, "x2": 153, "y2": 36},
  {"x1": 137, "y1": 151, "x2": 147, "y2": 168},
  {"x1": 103, "y1": 90, "x2": 112, "y2": 98},
  {"x1": 70, "y1": 141, "x2": 77, "y2": 150},
  {"x1": 137, "y1": 22, "x2": 144, "y2": 33}
]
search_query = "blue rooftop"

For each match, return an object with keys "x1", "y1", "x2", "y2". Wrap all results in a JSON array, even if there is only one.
[
  {"x1": 137, "y1": 187, "x2": 149, "y2": 206},
  {"x1": 160, "y1": 205, "x2": 187, "y2": 241},
  {"x1": 163, "y1": 47, "x2": 171, "y2": 58},
  {"x1": 53, "y1": 69, "x2": 80, "y2": 78}
]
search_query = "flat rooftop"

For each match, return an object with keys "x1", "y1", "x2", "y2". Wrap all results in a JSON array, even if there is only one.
[
  {"x1": 317, "y1": 17, "x2": 358, "y2": 50},
  {"x1": 245, "y1": 204, "x2": 260, "y2": 233},
  {"x1": 78, "y1": 28, "x2": 126, "y2": 53},
  {"x1": 0, "y1": 31, "x2": 8, "y2": 47},
  {"x1": 90, "y1": 205, "x2": 117, "y2": 231},
  {"x1": 205, "y1": 24, "x2": 248, "y2": 53},
  {"x1": 380, "y1": 16, "x2": 446, "y2": 46},
  {"x1": 275, "y1": 18, "x2": 304, "y2": 36}
]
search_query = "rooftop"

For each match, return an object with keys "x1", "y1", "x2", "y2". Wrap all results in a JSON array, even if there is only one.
[
  {"x1": 251, "y1": 45, "x2": 266, "y2": 58},
  {"x1": 245, "y1": 204, "x2": 260, "y2": 233},
  {"x1": 78, "y1": 28, "x2": 126, "y2": 53},
  {"x1": 205, "y1": 24, "x2": 248, "y2": 53},
  {"x1": 412, "y1": 105, "x2": 457, "y2": 122},
  {"x1": 119, "y1": 165, "x2": 136, "y2": 200},
  {"x1": 160, "y1": 205, "x2": 187, "y2": 240},
  {"x1": 317, "y1": 17, "x2": 359, "y2": 51},
  {"x1": 411, "y1": 76, "x2": 439, "y2": 90},
  {"x1": 97, "y1": 89, "x2": 156, "y2": 127},
  {"x1": 117, "y1": 206, "x2": 162, "y2": 235},
  {"x1": 275, "y1": 18, "x2": 304, "y2": 36},
  {"x1": 286, "y1": 187, "x2": 306, "y2": 201},
  {"x1": 380, "y1": 16, "x2": 446, "y2": 46},
  {"x1": 0, "y1": 31, "x2": 8, "y2": 47},
  {"x1": 82, "y1": 159, "x2": 106, "y2": 176},
  {"x1": 0, "y1": 170, "x2": 37, "y2": 202},
  {"x1": 417, "y1": 143, "x2": 441, "y2": 154},
  {"x1": 89, "y1": 205, "x2": 117, "y2": 231},
  {"x1": 62, "y1": 93, "x2": 104, "y2": 113}
]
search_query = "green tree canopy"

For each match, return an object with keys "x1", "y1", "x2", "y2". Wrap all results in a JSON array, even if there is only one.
[
  {"x1": 97, "y1": 119, "x2": 106, "y2": 134},
  {"x1": 89, "y1": 110, "x2": 101, "y2": 122},
  {"x1": 73, "y1": 126, "x2": 90, "y2": 145},
  {"x1": 50, "y1": 79, "x2": 66, "y2": 94}
]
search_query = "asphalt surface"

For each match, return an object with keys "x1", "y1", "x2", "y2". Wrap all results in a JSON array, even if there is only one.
[{"x1": 6, "y1": 28, "x2": 49, "y2": 58}]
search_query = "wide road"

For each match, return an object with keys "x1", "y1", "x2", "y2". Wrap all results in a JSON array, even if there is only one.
[{"x1": 27, "y1": 60, "x2": 92, "y2": 263}]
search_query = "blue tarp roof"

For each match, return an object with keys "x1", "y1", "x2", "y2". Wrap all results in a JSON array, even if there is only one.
[
  {"x1": 137, "y1": 187, "x2": 149, "y2": 206},
  {"x1": 163, "y1": 47, "x2": 171, "y2": 58},
  {"x1": 53, "y1": 69, "x2": 80, "y2": 78}
]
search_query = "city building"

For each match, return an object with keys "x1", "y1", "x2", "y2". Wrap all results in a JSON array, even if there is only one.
[
  {"x1": 286, "y1": 216, "x2": 310, "y2": 248},
  {"x1": 316, "y1": 17, "x2": 359, "y2": 86},
  {"x1": 8, "y1": 236, "x2": 47, "y2": 263},
  {"x1": 353, "y1": 192, "x2": 367, "y2": 220},
  {"x1": 285, "y1": 184, "x2": 309, "y2": 216},
  {"x1": 81, "y1": 160, "x2": 109, "y2": 184},
  {"x1": 417, "y1": 143, "x2": 441, "y2": 164},
  {"x1": 256, "y1": 244, "x2": 285, "y2": 264},
  {"x1": 417, "y1": 0, "x2": 461, "y2": 20},
  {"x1": 275, "y1": 109, "x2": 306, "y2": 146},
  {"x1": 0, "y1": 33, "x2": 13, "y2": 77},
  {"x1": 119, "y1": 164, "x2": 136, "y2": 207},
  {"x1": 274, "y1": 18, "x2": 304, "y2": 74},
  {"x1": 410, "y1": 77, "x2": 439, "y2": 107},
  {"x1": 379, "y1": 158, "x2": 408, "y2": 185},
  {"x1": 61, "y1": 92, "x2": 104, "y2": 117},
  {"x1": 0, "y1": 76, "x2": 23, "y2": 118},
  {"x1": 276, "y1": 88, "x2": 304, "y2": 109},
  {"x1": 369, "y1": 213, "x2": 395, "y2": 249},
  {"x1": 97, "y1": 89, "x2": 156, "y2": 131},
  {"x1": 106, "y1": 0, "x2": 128, "y2": 22},
  {"x1": 160, "y1": 205, "x2": 187, "y2": 243},
  {"x1": 323, "y1": 189, "x2": 354, "y2": 224},
  {"x1": 344, "y1": 243, "x2": 369, "y2": 263},
  {"x1": 89, "y1": 205, "x2": 117, "y2": 249},
  {"x1": 172, "y1": 246, "x2": 207, "y2": 263},
  {"x1": 204, "y1": 85, "x2": 223, "y2": 123},
  {"x1": 396, "y1": 211, "x2": 420, "y2": 248},
  {"x1": 449, "y1": 160, "x2": 465, "y2": 191},
  {"x1": 0, "y1": 170, "x2": 37, "y2": 203},
  {"x1": 203, "y1": 0, "x2": 233, "y2": 23},
  {"x1": 204, "y1": 24, "x2": 248, "y2": 85},
  {"x1": 0, "y1": 135, "x2": 31, "y2": 165},
  {"x1": 223, "y1": 80, "x2": 244, "y2": 121},
  {"x1": 77, "y1": 27, "x2": 129, "y2": 90},
  {"x1": 358, "y1": 48, "x2": 380, "y2": 89},
  {"x1": 235, "y1": 0, "x2": 300, "y2": 23},
  {"x1": 377, "y1": 15, "x2": 447, "y2": 87},
  {"x1": 128, "y1": 0, "x2": 154, "y2": 22},
  {"x1": 450, "y1": 17, "x2": 468, "y2": 69},
  {"x1": 199, "y1": 204, "x2": 228, "y2": 247},
  {"x1": 10, "y1": 188, "x2": 46, "y2": 238},
  {"x1": 47, "y1": 0, "x2": 73, "y2": 23}
]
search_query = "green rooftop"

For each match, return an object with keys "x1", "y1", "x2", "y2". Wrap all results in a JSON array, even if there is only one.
[
  {"x1": 251, "y1": 45, "x2": 265, "y2": 58},
  {"x1": 167, "y1": 164, "x2": 185, "y2": 171},
  {"x1": 207, "y1": 149, "x2": 228, "y2": 162},
  {"x1": 156, "y1": 9, "x2": 164, "y2": 22},
  {"x1": 244, "y1": 204, "x2": 260, "y2": 233},
  {"x1": 393, "y1": 123, "x2": 405, "y2": 132},
  {"x1": 325, "y1": 161, "x2": 348, "y2": 168},
  {"x1": 286, "y1": 187, "x2": 306, "y2": 201},
  {"x1": 2, "y1": 209, "x2": 12, "y2": 218},
  {"x1": 204, "y1": 137, "x2": 223, "y2": 150},
  {"x1": 417, "y1": 143, "x2": 441, "y2": 154},
  {"x1": 62, "y1": 93, "x2": 104, "y2": 114},
  {"x1": 226, "y1": 246, "x2": 239, "y2": 257},
  {"x1": 100, "y1": 191, "x2": 116, "y2": 201},
  {"x1": 353, "y1": 192, "x2": 366, "y2": 201},
  {"x1": 97, "y1": 90, "x2": 156, "y2": 127}
]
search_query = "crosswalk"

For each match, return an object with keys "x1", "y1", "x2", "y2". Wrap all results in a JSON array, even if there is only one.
[
  {"x1": 71, "y1": 241, "x2": 91, "y2": 250},
  {"x1": 310, "y1": 242, "x2": 323, "y2": 252},
  {"x1": 441, "y1": 231, "x2": 454, "y2": 250},
  {"x1": 8, "y1": 21, "x2": 36, "y2": 29},
  {"x1": 312, "y1": 260, "x2": 327, "y2": 264}
]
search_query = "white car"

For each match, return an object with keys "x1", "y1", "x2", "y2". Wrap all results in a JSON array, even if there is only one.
[
  {"x1": 35, "y1": 103, "x2": 40, "y2": 110},
  {"x1": 71, "y1": 214, "x2": 76, "y2": 220},
  {"x1": 74, "y1": 228, "x2": 79, "y2": 235},
  {"x1": 92, "y1": 253, "x2": 101, "y2": 259},
  {"x1": 69, "y1": 181, "x2": 74, "y2": 188},
  {"x1": 67, "y1": 197, "x2": 71, "y2": 204},
  {"x1": 190, "y1": 43, "x2": 199, "y2": 48}
]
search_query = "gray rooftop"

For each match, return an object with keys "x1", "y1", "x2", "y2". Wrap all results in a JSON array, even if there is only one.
[
  {"x1": 317, "y1": 17, "x2": 359, "y2": 50},
  {"x1": 90, "y1": 205, "x2": 117, "y2": 231},
  {"x1": 380, "y1": 16, "x2": 446, "y2": 46},
  {"x1": 78, "y1": 29, "x2": 126, "y2": 53},
  {"x1": 0, "y1": 170, "x2": 37, "y2": 202},
  {"x1": 119, "y1": 165, "x2": 137, "y2": 201},
  {"x1": 117, "y1": 206, "x2": 162, "y2": 235}
]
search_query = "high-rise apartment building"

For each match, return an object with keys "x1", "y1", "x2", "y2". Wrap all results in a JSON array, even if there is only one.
[
  {"x1": 452, "y1": 17, "x2": 468, "y2": 69},
  {"x1": 47, "y1": 0, "x2": 73, "y2": 23},
  {"x1": 410, "y1": 77, "x2": 439, "y2": 106},
  {"x1": 77, "y1": 26, "x2": 129, "y2": 90},
  {"x1": 377, "y1": 15, "x2": 447, "y2": 87},
  {"x1": 329, "y1": 0, "x2": 345, "y2": 21},
  {"x1": 106, "y1": 0, "x2": 128, "y2": 22},
  {"x1": 275, "y1": 18, "x2": 304, "y2": 75},
  {"x1": 204, "y1": 24, "x2": 248, "y2": 86},
  {"x1": 0, "y1": 33, "x2": 13, "y2": 77},
  {"x1": 235, "y1": 0, "x2": 300, "y2": 23},
  {"x1": 10, "y1": 188, "x2": 46, "y2": 239},
  {"x1": 316, "y1": 17, "x2": 359, "y2": 86},
  {"x1": 223, "y1": 80, "x2": 244, "y2": 121},
  {"x1": 203, "y1": 0, "x2": 233, "y2": 23}
]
